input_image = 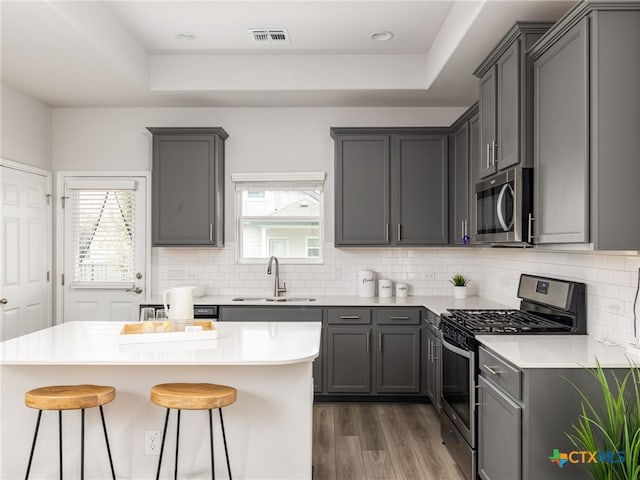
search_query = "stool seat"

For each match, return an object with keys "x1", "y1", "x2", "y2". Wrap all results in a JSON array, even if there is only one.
[
  {"x1": 25, "y1": 385, "x2": 116, "y2": 411},
  {"x1": 151, "y1": 383, "x2": 237, "y2": 410}
]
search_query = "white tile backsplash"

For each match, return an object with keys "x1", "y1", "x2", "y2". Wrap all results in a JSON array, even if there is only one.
[{"x1": 152, "y1": 243, "x2": 640, "y2": 345}]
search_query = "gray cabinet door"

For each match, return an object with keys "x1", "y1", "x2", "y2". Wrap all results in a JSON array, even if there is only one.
[
  {"x1": 468, "y1": 113, "x2": 480, "y2": 245},
  {"x1": 496, "y1": 39, "x2": 521, "y2": 170},
  {"x1": 479, "y1": 67, "x2": 497, "y2": 179},
  {"x1": 534, "y1": 19, "x2": 589, "y2": 244},
  {"x1": 375, "y1": 327, "x2": 420, "y2": 393},
  {"x1": 335, "y1": 135, "x2": 390, "y2": 245},
  {"x1": 150, "y1": 128, "x2": 226, "y2": 246},
  {"x1": 478, "y1": 375, "x2": 521, "y2": 480},
  {"x1": 394, "y1": 135, "x2": 448, "y2": 245},
  {"x1": 327, "y1": 327, "x2": 372, "y2": 393},
  {"x1": 451, "y1": 122, "x2": 469, "y2": 246}
]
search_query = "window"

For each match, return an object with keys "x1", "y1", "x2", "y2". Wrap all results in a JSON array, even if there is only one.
[
  {"x1": 233, "y1": 172, "x2": 325, "y2": 263},
  {"x1": 67, "y1": 180, "x2": 137, "y2": 286}
]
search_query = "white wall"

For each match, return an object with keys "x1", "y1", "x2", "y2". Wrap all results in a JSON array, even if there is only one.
[{"x1": 1, "y1": 83, "x2": 52, "y2": 170}]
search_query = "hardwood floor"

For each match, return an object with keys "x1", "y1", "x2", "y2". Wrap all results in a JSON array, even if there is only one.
[{"x1": 313, "y1": 403, "x2": 465, "y2": 480}]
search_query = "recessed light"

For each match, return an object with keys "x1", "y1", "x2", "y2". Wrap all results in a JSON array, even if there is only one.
[
  {"x1": 371, "y1": 31, "x2": 394, "y2": 42},
  {"x1": 176, "y1": 32, "x2": 198, "y2": 40}
]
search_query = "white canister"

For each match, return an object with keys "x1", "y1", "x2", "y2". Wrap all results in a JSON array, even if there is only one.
[
  {"x1": 395, "y1": 283, "x2": 409, "y2": 298},
  {"x1": 357, "y1": 270, "x2": 376, "y2": 298},
  {"x1": 378, "y1": 279, "x2": 393, "y2": 298}
]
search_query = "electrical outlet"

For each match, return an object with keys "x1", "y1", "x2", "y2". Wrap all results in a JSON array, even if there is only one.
[
  {"x1": 145, "y1": 430, "x2": 161, "y2": 456},
  {"x1": 167, "y1": 268, "x2": 184, "y2": 281},
  {"x1": 333, "y1": 266, "x2": 342, "y2": 280},
  {"x1": 185, "y1": 272, "x2": 198, "y2": 280},
  {"x1": 422, "y1": 272, "x2": 435, "y2": 280},
  {"x1": 607, "y1": 299, "x2": 625, "y2": 314}
]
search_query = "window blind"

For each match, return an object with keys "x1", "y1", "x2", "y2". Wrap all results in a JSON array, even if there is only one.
[{"x1": 70, "y1": 189, "x2": 136, "y2": 286}]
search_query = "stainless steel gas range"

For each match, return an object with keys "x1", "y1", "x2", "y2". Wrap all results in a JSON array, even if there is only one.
[{"x1": 439, "y1": 274, "x2": 586, "y2": 480}]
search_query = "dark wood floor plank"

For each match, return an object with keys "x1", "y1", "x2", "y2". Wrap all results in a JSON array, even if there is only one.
[
  {"x1": 335, "y1": 403, "x2": 358, "y2": 436},
  {"x1": 356, "y1": 403, "x2": 386, "y2": 451},
  {"x1": 313, "y1": 403, "x2": 336, "y2": 465},
  {"x1": 313, "y1": 462, "x2": 337, "y2": 480},
  {"x1": 335, "y1": 435, "x2": 367, "y2": 480},
  {"x1": 362, "y1": 450, "x2": 398, "y2": 480}
]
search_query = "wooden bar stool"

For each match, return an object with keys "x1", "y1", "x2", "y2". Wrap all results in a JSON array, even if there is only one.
[
  {"x1": 24, "y1": 384, "x2": 116, "y2": 480},
  {"x1": 150, "y1": 383, "x2": 237, "y2": 480}
]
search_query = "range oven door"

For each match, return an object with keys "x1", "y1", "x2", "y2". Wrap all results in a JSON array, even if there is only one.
[{"x1": 441, "y1": 336, "x2": 476, "y2": 448}]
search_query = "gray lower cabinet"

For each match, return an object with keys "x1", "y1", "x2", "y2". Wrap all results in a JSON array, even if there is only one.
[
  {"x1": 474, "y1": 23, "x2": 552, "y2": 179},
  {"x1": 376, "y1": 327, "x2": 420, "y2": 393},
  {"x1": 425, "y1": 321, "x2": 441, "y2": 410},
  {"x1": 219, "y1": 306, "x2": 324, "y2": 393},
  {"x1": 332, "y1": 128, "x2": 449, "y2": 246},
  {"x1": 327, "y1": 326, "x2": 372, "y2": 393},
  {"x1": 148, "y1": 127, "x2": 228, "y2": 246},
  {"x1": 530, "y1": 3, "x2": 640, "y2": 249},
  {"x1": 478, "y1": 375, "x2": 522, "y2": 480}
]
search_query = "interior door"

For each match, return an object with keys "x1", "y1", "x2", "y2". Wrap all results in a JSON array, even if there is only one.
[
  {"x1": 0, "y1": 165, "x2": 52, "y2": 341},
  {"x1": 62, "y1": 175, "x2": 147, "y2": 322}
]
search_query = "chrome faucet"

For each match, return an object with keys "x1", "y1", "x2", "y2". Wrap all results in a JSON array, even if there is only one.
[{"x1": 267, "y1": 256, "x2": 287, "y2": 297}]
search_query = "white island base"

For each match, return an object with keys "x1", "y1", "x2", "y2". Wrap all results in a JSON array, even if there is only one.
[{"x1": 0, "y1": 322, "x2": 321, "y2": 479}]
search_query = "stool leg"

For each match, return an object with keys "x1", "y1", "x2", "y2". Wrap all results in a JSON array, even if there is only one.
[
  {"x1": 219, "y1": 409, "x2": 232, "y2": 480},
  {"x1": 156, "y1": 409, "x2": 170, "y2": 480},
  {"x1": 59, "y1": 410, "x2": 63, "y2": 480},
  {"x1": 174, "y1": 409, "x2": 181, "y2": 480},
  {"x1": 24, "y1": 410, "x2": 42, "y2": 480},
  {"x1": 81, "y1": 408, "x2": 85, "y2": 480},
  {"x1": 209, "y1": 410, "x2": 215, "y2": 480},
  {"x1": 99, "y1": 406, "x2": 116, "y2": 480}
]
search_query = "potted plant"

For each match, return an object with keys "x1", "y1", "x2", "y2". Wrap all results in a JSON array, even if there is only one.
[
  {"x1": 450, "y1": 273, "x2": 471, "y2": 299},
  {"x1": 566, "y1": 361, "x2": 640, "y2": 480}
]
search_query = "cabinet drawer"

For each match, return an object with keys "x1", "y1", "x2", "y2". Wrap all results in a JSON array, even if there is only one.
[
  {"x1": 327, "y1": 308, "x2": 371, "y2": 325},
  {"x1": 375, "y1": 308, "x2": 421, "y2": 325},
  {"x1": 479, "y1": 347, "x2": 521, "y2": 400}
]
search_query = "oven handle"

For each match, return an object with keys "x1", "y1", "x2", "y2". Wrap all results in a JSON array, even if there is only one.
[
  {"x1": 496, "y1": 183, "x2": 514, "y2": 232},
  {"x1": 441, "y1": 336, "x2": 472, "y2": 359}
]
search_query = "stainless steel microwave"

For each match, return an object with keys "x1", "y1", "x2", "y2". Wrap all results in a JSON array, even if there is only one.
[{"x1": 475, "y1": 166, "x2": 533, "y2": 245}]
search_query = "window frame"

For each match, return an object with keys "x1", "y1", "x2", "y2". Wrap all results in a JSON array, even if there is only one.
[{"x1": 233, "y1": 174, "x2": 325, "y2": 265}]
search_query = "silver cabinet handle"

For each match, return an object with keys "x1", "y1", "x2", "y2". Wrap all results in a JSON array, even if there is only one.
[
  {"x1": 397, "y1": 224, "x2": 401, "y2": 242},
  {"x1": 491, "y1": 140, "x2": 499, "y2": 166},
  {"x1": 366, "y1": 332, "x2": 370, "y2": 352},
  {"x1": 378, "y1": 332, "x2": 382, "y2": 351},
  {"x1": 528, "y1": 213, "x2": 535, "y2": 243},
  {"x1": 428, "y1": 339, "x2": 433, "y2": 361},
  {"x1": 126, "y1": 287, "x2": 143, "y2": 294},
  {"x1": 385, "y1": 223, "x2": 389, "y2": 242},
  {"x1": 340, "y1": 315, "x2": 360, "y2": 320},
  {"x1": 389, "y1": 316, "x2": 410, "y2": 320},
  {"x1": 209, "y1": 224, "x2": 213, "y2": 242},
  {"x1": 0, "y1": 298, "x2": 7, "y2": 305},
  {"x1": 483, "y1": 365, "x2": 501, "y2": 375}
]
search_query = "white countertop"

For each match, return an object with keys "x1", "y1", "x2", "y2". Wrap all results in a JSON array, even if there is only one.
[
  {"x1": 0, "y1": 321, "x2": 321, "y2": 366},
  {"x1": 477, "y1": 335, "x2": 639, "y2": 369},
  {"x1": 146, "y1": 294, "x2": 510, "y2": 316}
]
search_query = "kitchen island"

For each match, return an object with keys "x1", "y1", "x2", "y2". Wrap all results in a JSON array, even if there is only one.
[{"x1": 0, "y1": 321, "x2": 321, "y2": 479}]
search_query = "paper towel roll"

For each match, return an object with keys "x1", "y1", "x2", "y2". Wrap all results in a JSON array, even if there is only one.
[{"x1": 358, "y1": 270, "x2": 376, "y2": 297}]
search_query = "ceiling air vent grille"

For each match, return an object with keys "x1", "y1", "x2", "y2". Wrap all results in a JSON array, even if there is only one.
[{"x1": 249, "y1": 28, "x2": 290, "y2": 45}]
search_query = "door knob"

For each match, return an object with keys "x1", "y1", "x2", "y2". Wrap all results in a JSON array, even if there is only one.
[
  {"x1": 0, "y1": 298, "x2": 7, "y2": 304},
  {"x1": 126, "y1": 287, "x2": 143, "y2": 294}
]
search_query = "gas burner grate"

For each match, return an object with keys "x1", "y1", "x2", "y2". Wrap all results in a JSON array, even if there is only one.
[{"x1": 446, "y1": 309, "x2": 572, "y2": 332}]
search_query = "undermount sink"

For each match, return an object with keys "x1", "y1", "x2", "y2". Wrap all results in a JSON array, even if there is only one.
[{"x1": 231, "y1": 297, "x2": 316, "y2": 303}]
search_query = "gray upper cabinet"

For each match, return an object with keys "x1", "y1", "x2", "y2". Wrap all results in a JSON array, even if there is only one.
[
  {"x1": 333, "y1": 135, "x2": 390, "y2": 245},
  {"x1": 530, "y1": 3, "x2": 640, "y2": 250},
  {"x1": 474, "y1": 23, "x2": 552, "y2": 179},
  {"x1": 148, "y1": 127, "x2": 228, "y2": 246},
  {"x1": 468, "y1": 112, "x2": 480, "y2": 245},
  {"x1": 332, "y1": 128, "x2": 449, "y2": 247},
  {"x1": 449, "y1": 103, "x2": 478, "y2": 246}
]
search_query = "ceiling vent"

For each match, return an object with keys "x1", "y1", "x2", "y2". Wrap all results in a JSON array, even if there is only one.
[{"x1": 249, "y1": 28, "x2": 290, "y2": 45}]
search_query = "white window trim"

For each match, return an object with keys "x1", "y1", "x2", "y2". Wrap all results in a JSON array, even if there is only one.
[
  {"x1": 233, "y1": 172, "x2": 325, "y2": 265},
  {"x1": 55, "y1": 171, "x2": 151, "y2": 324}
]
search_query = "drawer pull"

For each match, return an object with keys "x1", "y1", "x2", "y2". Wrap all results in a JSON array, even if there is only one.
[
  {"x1": 340, "y1": 315, "x2": 361, "y2": 320},
  {"x1": 483, "y1": 365, "x2": 501, "y2": 375},
  {"x1": 389, "y1": 316, "x2": 410, "y2": 320}
]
